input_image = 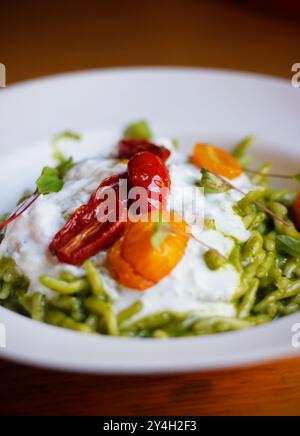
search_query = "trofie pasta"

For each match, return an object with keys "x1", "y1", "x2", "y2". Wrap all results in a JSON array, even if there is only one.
[{"x1": 1, "y1": 121, "x2": 300, "y2": 338}]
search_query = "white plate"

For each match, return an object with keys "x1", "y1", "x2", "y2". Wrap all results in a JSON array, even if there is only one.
[{"x1": 1, "y1": 68, "x2": 300, "y2": 374}]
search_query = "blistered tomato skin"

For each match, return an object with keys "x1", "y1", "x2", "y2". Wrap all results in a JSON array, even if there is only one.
[
  {"x1": 57, "y1": 219, "x2": 126, "y2": 266},
  {"x1": 50, "y1": 148, "x2": 172, "y2": 265},
  {"x1": 128, "y1": 151, "x2": 171, "y2": 211},
  {"x1": 108, "y1": 212, "x2": 189, "y2": 290},
  {"x1": 107, "y1": 239, "x2": 154, "y2": 291},
  {"x1": 49, "y1": 173, "x2": 128, "y2": 266},
  {"x1": 192, "y1": 143, "x2": 242, "y2": 180},
  {"x1": 118, "y1": 139, "x2": 171, "y2": 162},
  {"x1": 89, "y1": 172, "x2": 128, "y2": 207}
]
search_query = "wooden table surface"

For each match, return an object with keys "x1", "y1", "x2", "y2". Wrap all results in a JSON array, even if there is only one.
[{"x1": 1, "y1": 0, "x2": 300, "y2": 416}]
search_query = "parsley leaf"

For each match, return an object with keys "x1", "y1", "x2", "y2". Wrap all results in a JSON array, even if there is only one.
[
  {"x1": 52, "y1": 131, "x2": 81, "y2": 162},
  {"x1": 151, "y1": 221, "x2": 173, "y2": 249},
  {"x1": 197, "y1": 169, "x2": 230, "y2": 194},
  {"x1": 232, "y1": 135, "x2": 256, "y2": 166},
  {"x1": 56, "y1": 157, "x2": 74, "y2": 178},
  {"x1": 151, "y1": 213, "x2": 174, "y2": 250},
  {"x1": 36, "y1": 167, "x2": 64, "y2": 195},
  {"x1": 123, "y1": 120, "x2": 152, "y2": 141}
]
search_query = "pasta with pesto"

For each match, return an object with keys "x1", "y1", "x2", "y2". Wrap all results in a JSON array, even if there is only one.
[{"x1": 1, "y1": 122, "x2": 300, "y2": 338}]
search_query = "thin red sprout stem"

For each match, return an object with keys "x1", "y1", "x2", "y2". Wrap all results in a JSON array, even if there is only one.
[
  {"x1": 212, "y1": 173, "x2": 291, "y2": 227},
  {"x1": 0, "y1": 194, "x2": 40, "y2": 230},
  {"x1": 245, "y1": 168, "x2": 293, "y2": 180}
]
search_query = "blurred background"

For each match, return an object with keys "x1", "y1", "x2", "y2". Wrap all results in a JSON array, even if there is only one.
[{"x1": 1, "y1": 0, "x2": 300, "y2": 84}]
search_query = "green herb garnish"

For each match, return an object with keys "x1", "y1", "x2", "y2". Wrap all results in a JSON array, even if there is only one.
[
  {"x1": 56, "y1": 157, "x2": 74, "y2": 179},
  {"x1": 0, "y1": 214, "x2": 9, "y2": 224},
  {"x1": 276, "y1": 235, "x2": 300, "y2": 257},
  {"x1": 151, "y1": 215, "x2": 173, "y2": 250},
  {"x1": 151, "y1": 222, "x2": 173, "y2": 249},
  {"x1": 52, "y1": 131, "x2": 81, "y2": 162},
  {"x1": 209, "y1": 171, "x2": 291, "y2": 227},
  {"x1": 232, "y1": 135, "x2": 256, "y2": 165},
  {"x1": 245, "y1": 169, "x2": 300, "y2": 184},
  {"x1": 36, "y1": 167, "x2": 64, "y2": 195},
  {"x1": 294, "y1": 173, "x2": 300, "y2": 183},
  {"x1": 123, "y1": 120, "x2": 152, "y2": 141},
  {"x1": 197, "y1": 169, "x2": 230, "y2": 194},
  {"x1": 17, "y1": 190, "x2": 33, "y2": 205},
  {"x1": 172, "y1": 139, "x2": 179, "y2": 149},
  {"x1": 204, "y1": 218, "x2": 216, "y2": 230}
]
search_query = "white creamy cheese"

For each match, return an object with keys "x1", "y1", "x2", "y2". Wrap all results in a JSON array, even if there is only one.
[
  {"x1": 0, "y1": 159, "x2": 128, "y2": 292},
  {"x1": 0, "y1": 139, "x2": 255, "y2": 319}
]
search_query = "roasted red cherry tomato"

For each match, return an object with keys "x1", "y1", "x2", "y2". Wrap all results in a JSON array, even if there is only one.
[
  {"x1": 49, "y1": 173, "x2": 128, "y2": 266},
  {"x1": 128, "y1": 151, "x2": 171, "y2": 212},
  {"x1": 50, "y1": 149, "x2": 171, "y2": 265},
  {"x1": 118, "y1": 139, "x2": 171, "y2": 162},
  {"x1": 55, "y1": 219, "x2": 126, "y2": 266}
]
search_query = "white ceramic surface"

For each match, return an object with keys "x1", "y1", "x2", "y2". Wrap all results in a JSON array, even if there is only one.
[{"x1": 0, "y1": 67, "x2": 300, "y2": 374}]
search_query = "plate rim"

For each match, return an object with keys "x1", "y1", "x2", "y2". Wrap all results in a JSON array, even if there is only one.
[
  {"x1": 3, "y1": 65, "x2": 291, "y2": 93},
  {"x1": 1, "y1": 66, "x2": 299, "y2": 373}
]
